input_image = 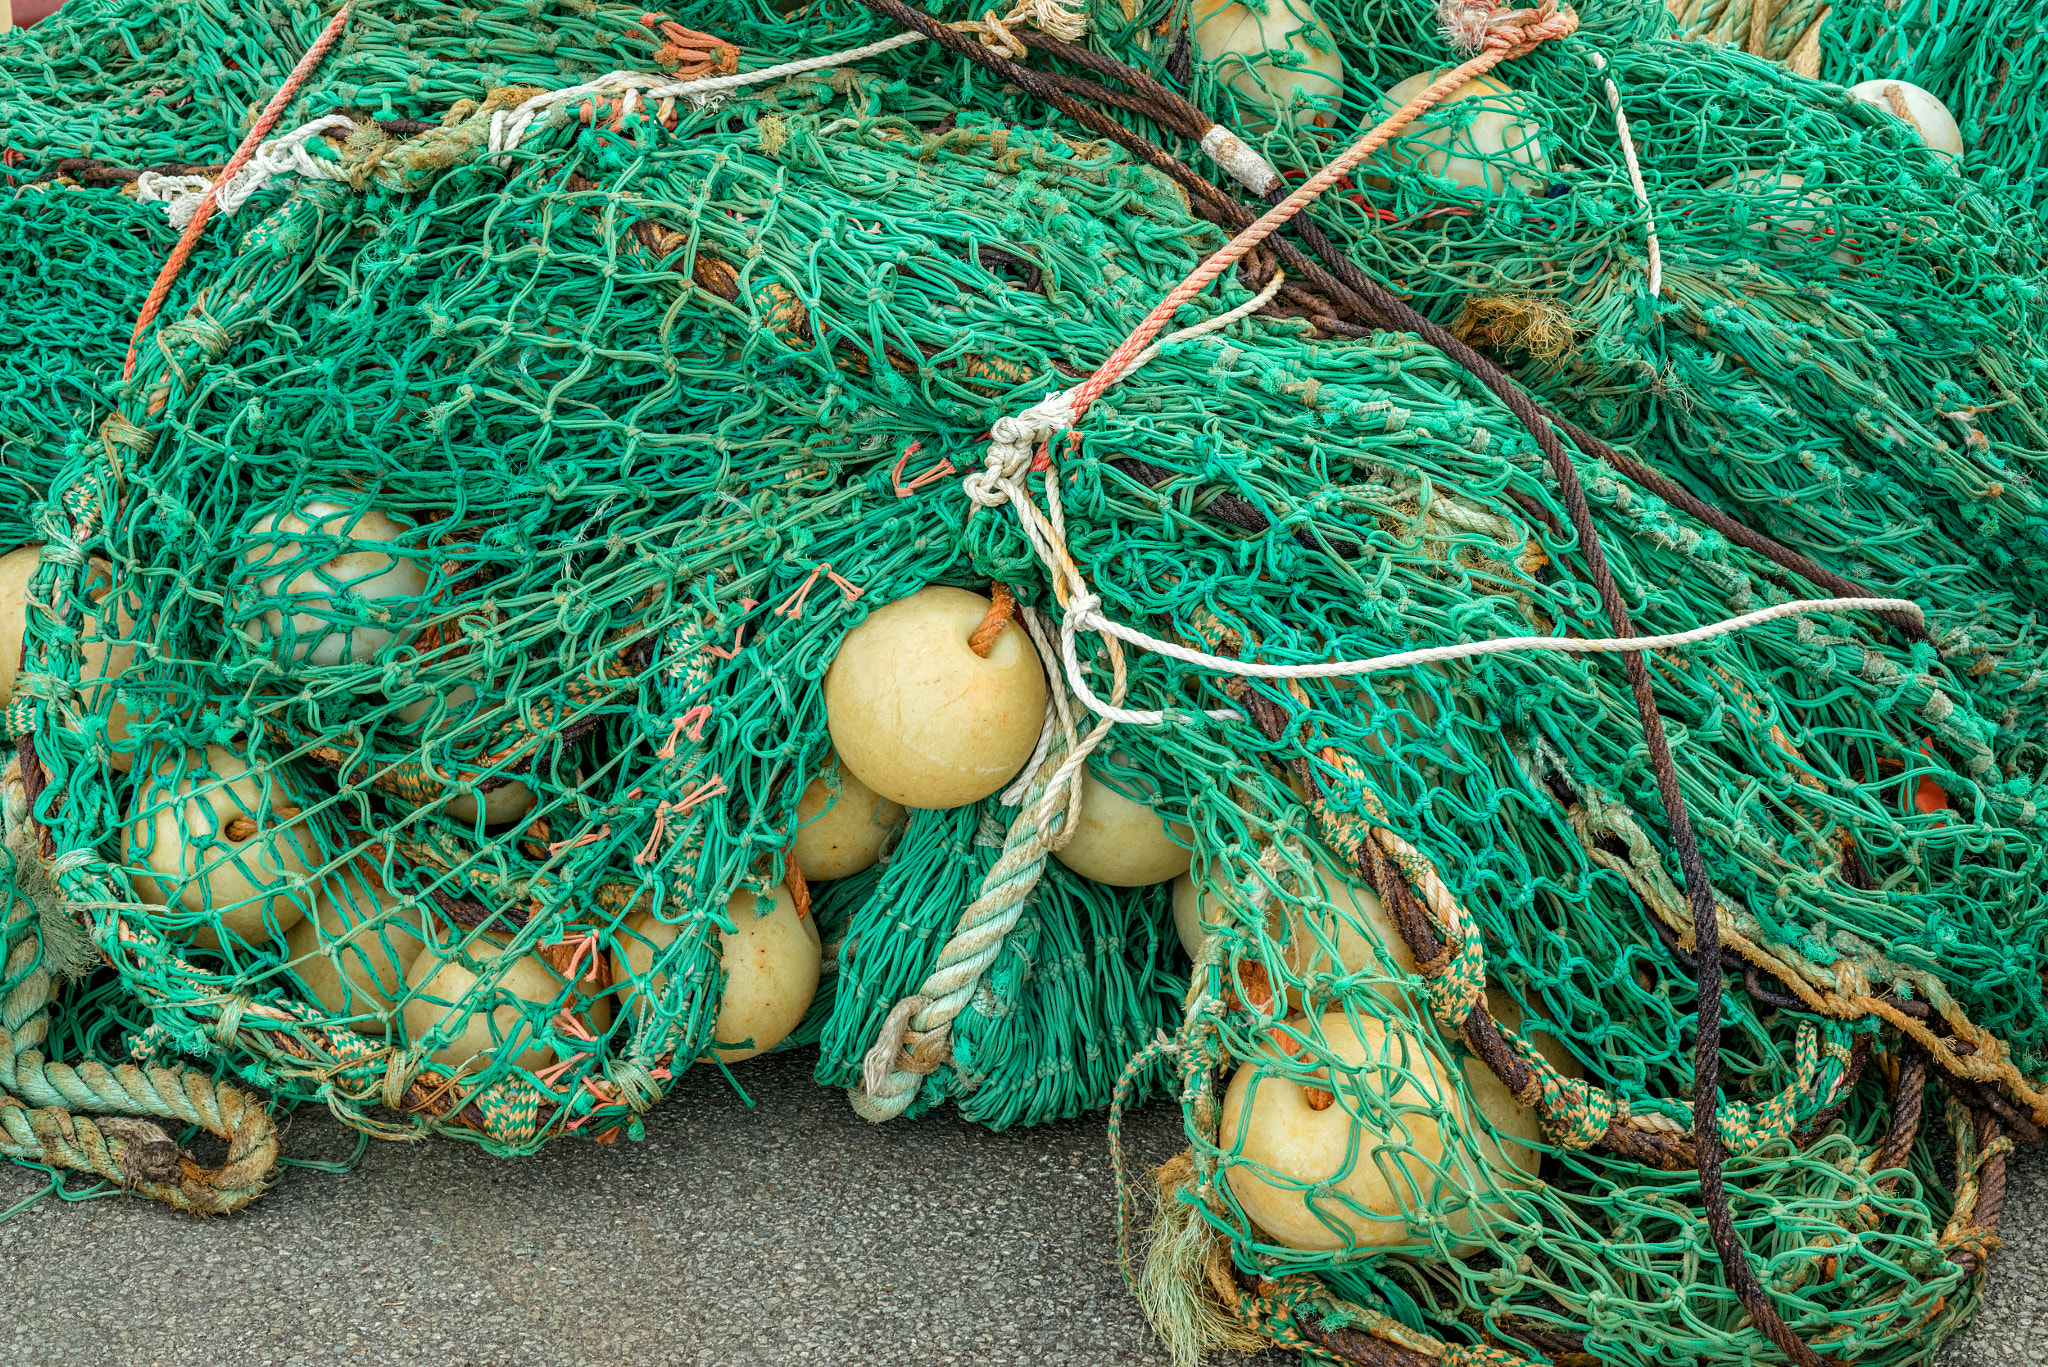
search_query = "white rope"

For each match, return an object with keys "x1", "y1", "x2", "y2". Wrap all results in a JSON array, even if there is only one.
[
  {"x1": 132, "y1": 172, "x2": 216, "y2": 228},
  {"x1": 1588, "y1": 50, "x2": 1662, "y2": 298},
  {"x1": 486, "y1": 33, "x2": 929, "y2": 160},
  {"x1": 134, "y1": 114, "x2": 357, "y2": 224},
  {"x1": 1058, "y1": 595, "x2": 1922, "y2": 720},
  {"x1": 487, "y1": 0, "x2": 1091, "y2": 162}
]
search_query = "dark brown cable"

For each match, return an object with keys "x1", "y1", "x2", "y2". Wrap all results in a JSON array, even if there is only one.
[
  {"x1": 1014, "y1": 30, "x2": 1925, "y2": 640},
  {"x1": 866, "y1": 18, "x2": 1897, "y2": 1358}
]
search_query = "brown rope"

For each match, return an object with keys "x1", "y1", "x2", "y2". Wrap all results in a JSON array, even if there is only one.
[
  {"x1": 784, "y1": 846, "x2": 811, "y2": 923},
  {"x1": 969, "y1": 581, "x2": 1016, "y2": 657}
]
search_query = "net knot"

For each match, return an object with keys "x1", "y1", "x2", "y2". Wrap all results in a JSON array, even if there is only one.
[
  {"x1": 949, "y1": 0, "x2": 1090, "y2": 59},
  {"x1": 1436, "y1": 0, "x2": 1576, "y2": 55},
  {"x1": 965, "y1": 388, "x2": 1075, "y2": 506}
]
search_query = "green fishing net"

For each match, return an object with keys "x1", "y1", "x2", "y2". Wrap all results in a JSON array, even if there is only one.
[
  {"x1": 1668, "y1": 0, "x2": 2048, "y2": 214},
  {"x1": 0, "y1": 0, "x2": 2041, "y2": 1363}
]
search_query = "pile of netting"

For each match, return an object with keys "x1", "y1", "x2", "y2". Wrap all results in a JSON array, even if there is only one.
[
  {"x1": 1668, "y1": 0, "x2": 2048, "y2": 214},
  {"x1": 3, "y1": 0, "x2": 2045, "y2": 1363}
]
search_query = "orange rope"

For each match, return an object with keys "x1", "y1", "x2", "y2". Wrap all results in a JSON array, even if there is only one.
[
  {"x1": 1065, "y1": 2, "x2": 1578, "y2": 421},
  {"x1": 121, "y1": 5, "x2": 353, "y2": 381},
  {"x1": 969, "y1": 581, "x2": 1017, "y2": 657}
]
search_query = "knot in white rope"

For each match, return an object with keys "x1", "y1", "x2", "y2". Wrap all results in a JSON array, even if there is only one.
[
  {"x1": 133, "y1": 172, "x2": 216, "y2": 228},
  {"x1": 217, "y1": 114, "x2": 359, "y2": 213},
  {"x1": 1437, "y1": 0, "x2": 1559, "y2": 53},
  {"x1": 136, "y1": 115, "x2": 359, "y2": 225},
  {"x1": 964, "y1": 388, "x2": 1076, "y2": 507}
]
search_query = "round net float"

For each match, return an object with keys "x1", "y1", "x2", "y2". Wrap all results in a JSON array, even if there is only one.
[
  {"x1": 233, "y1": 498, "x2": 428, "y2": 666},
  {"x1": 401, "y1": 932, "x2": 612, "y2": 1072},
  {"x1": 1706, "y1": 171, "x2": 1862, "y2": 265},
  {"x1": 1373, "y1": 72, "x2": 1548, "y2": 194},
  {"x1": 616, "y1": 884, "x2": 821, "y2": 1063},
  {"x1": 1278, "y1": 851, "x2": 1422, "y2": 1010},
  {"x1": 394, "y1": 680, "x2": 477, "y2": 728},
  {"x1": 123, "y1": 743, "x2": 317, "y2": 952},
  {"x1": 1848, "y1": 79, "x2": 1964, "y2": 161},
  {"x1": 1189, "y1": 0, "x2": 1344, "y2": 126},
  {"x1": 822, "y1": 585, "x2": 1048, "y2": 810},
  {"x1": 1219, "y1": 1009, "x2": 1459, "y2": 1251},
  {"x1": 1448, "y1": 987, "x2": 1585, "y2": 1175},
  {"x1": 282, "y1": 862, "x2": 427, "y2": 1033},
  {"x1": 791, "y1": 755, "x2": 907, "y2": 881},
  {"x1": 0, "y1": 542, "x2": 40, "y2": 706},
  {"x1": 1052, "y1": 757, "x2": 1192, "y2": 887},
  {"x1": 79, "y1": 558, "x2": 140, "y2": 771},
  {"x1": 444, "y1": 779, "x2": 538, "y2": 826}
]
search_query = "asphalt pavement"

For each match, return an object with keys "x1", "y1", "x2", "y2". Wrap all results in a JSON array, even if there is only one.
[{"x1": 1, "y1": 1048, "x2": 2035, "y2": 1366}]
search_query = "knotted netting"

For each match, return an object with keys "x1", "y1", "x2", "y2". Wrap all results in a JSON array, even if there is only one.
[
  {"x1": 0, "y1": 0, "x2": 2042, "y2": 1362},
  {"x1": 1666, "y1": 0, "x2": 2048, "y2": 215}
]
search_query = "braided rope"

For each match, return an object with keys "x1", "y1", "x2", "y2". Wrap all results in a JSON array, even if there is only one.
[
  {"x1": 851, "y1": 610, "x2": 1121, "y2": 1121},
  {"x1": 1, "y1": 761, "x2": 277, "y2": 1214}
]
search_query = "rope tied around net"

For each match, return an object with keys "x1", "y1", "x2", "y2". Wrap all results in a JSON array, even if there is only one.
[
  {"x1": 120, "y1": 4, "x2": 352, "y2": 380},
  {"x1": 1, "y1": 756, "x2": 278, "y2": 1212},
  {"x1": 851, "y1": 603, "x2": 1124, "y2": 1122}
]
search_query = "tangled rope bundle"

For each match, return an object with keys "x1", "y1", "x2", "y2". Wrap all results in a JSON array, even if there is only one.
[{"x1": 3, "y1": 0, "x2": 2046, "y2": 1362}]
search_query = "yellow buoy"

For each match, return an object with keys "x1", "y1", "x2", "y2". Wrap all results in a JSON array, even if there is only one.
[
  {"x1": 1375, "y1": 72, "x2": 1547, "y2": 194},
  {"x1": 791, "y1": 756, "x2": 907, "y2": 881},
  {"x1": 1220, "y1": 1010, "x2": 1457, "y2": 1250},
  {"x1": 1448, "y1": 986, "x2": 1586, "y2": 1178},
  {"x1": 80, "y1": 558, "x2": 141, "y2": 771},
  {"x1": 823, "y1": 586, "x2": 1047, "y2": 809},
  {"x1": 402, "y1": 933, "x2": 612, "y2": 1071},
  {"x1": 1190, "y1": 0, "x2": 1345, "y2": 125},
  {"x1": 1279, "y1": 850, "x2": 1421, "y2": 1009},
  {"x1": 283, "y1": 863, "x2": 427, "y2": 1032},
  {"x1": 1848, "y1": 79, "x2": 1964, "y2": 161},
  {"x1": 1708, "y1": 172, "x2": 1860, "y2": 265},
  {"x1": 615, "y1": 885, "x2": 821, "y2": 1062},
  {"x1": 0, "y1": 543, "x2": 41, "y2": 706},
  {"x1": 125, "y1": 745, "x2": 318, "y2": 952},
  {"x1": 236, "y1": 499, "x2": 428, "y2": 665},
  {"x1": 1053, "y1": 758, "x2": 1192, "y2": 887}
]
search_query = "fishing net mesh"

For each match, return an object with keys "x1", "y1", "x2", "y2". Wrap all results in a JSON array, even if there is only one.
[
  {"x1": 1667, "y1": 0, "x2": 2048, "y2": 215},
  {"x1": 0, "y1": 0, "x2": 2040, "y2": 1362}
]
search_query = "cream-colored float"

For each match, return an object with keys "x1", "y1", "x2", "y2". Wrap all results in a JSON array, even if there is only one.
[
  {"x1": 0, "y1": 548, "x2": 141, "y2": 768},
  {"x1": 615, "y1": 885, "x2": 820, "y2": 1062},
  {"x1": 1448, "y1": 986, "x2": 1587, "y2": 1175},
  {"x1": 236, "y1": 499, "x2": 428, "y2": 665},
  {"x1": 791, "y1": 756, "x2": 906, "y2": 880},
  {"x1": 1375, "y1": 72, "x2": 1547, "y2": 194},
  {"x1": 1708, "y1": 172, "x2": 1860, "y2": 266},
  {"x1": 1053, "y1": 758, "x2": 1191, "y2": 887},
  {"x1": 822, "y1": 586, "x2": 1047, "y2": 809},
  {"x1": 79, "y1": 559, "x2": 140, "y2": 770},
  {"x1": 1848, "y1": 79, "x2": 1963, "y2": 161},
  {"x1": 402, "y1": 933, "x2": 613, "y2": 1071},
  {"x1": 1190, "y1": 0, "x2": 1344, "y2": 125},
  {"x1": 0, "y1": 543, "x2": 38, "y2": 706},
  {"x1": 125, "y1": 745, "x2": 318, "y2": 951},
  {"x1": 390, "y1": 679, "x2": 539, "y2": 825},
  {"x1": 1282, "y1": 852, "x2": 1421, "y2": 1007},
  {"x1": 1172, "y1": 849, "x2": 1421, "y2": 1003},
  {"x1": 1220, "y1": 1010, "x2": 1458, "y2": 1250},
  {"x1": 284, "y1": 863, "x2": 427, "y2": 1031}
]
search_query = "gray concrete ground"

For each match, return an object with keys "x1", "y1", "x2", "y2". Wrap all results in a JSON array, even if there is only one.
[{"x1": 0, "y1": 1049, "x2": 2036, "y2": 1367}]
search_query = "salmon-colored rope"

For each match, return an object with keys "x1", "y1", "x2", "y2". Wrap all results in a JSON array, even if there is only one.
[
  {"x1": 1065, "y1": 1, "x2": 1579, "y2": 420},
  {"x1": 121, "y1": 5, "x2": 353, "y2": 380}
]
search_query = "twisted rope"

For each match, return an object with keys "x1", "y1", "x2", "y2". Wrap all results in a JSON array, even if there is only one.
[
  {"x1": 851, "y1": 609, "x2": 1122, "y2": 1121},
  {"x1": 1, "y1": 761, "x2": 277, "y2": 1214},
  {"x1": 121, "y1": 4, "x2": 352, "y2": 379}
]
